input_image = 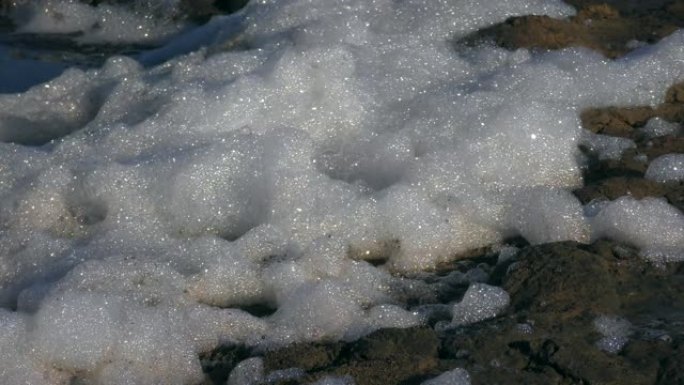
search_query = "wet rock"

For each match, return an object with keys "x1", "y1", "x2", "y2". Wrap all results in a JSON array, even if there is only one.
[
  {"x1": 200, "y1": 240, "x2": 684, "y2": 385},
  {"x1": 574, "y1": 177, "x2": 669, "y2": 201},
  {"x1": 502, "y1": 242, "x2": 620, "y2": 321},
  {"x1": 350, "y1": 326, "x2": 439, "y2": 362},
  {"x1": 263, "y1": 343, "x2": 344, "y2": 373},
  {"x1": 657, "y1": 343, "x2": 684, "y2": 385},
  {"x1": 574, "y1": 176, "x2": 684, "y2": 213},
  {"x1": 508, "y1": 240, "x2": 684, "y2": 327},
  {"x1": 200, "y1": 345, "x2": 253, "y2": 385},
  {"x1": 581, "y1": 82, "x2": 684, "y2": 141},
  {"x1": 460, "y1": 1, "x2": 684, "y2": 58},
  {"x1": 440, "y1": 240, "x2": 684, "y2": 385},
  {"x1": 642, "y1": 136, "x2": 684, "y2": 159},
  {"x1": 581, "y1": 107, "x2": 656, "y2": 138},
  {"x1": 265, "y1": 327, "x2": 440, "y2": 385},
  {"x1": 666, "y1": 82, "x2": 684, "y2": 104},
  {"x1": 574, "y1": 80, "x2": 684, "y2": 211}
]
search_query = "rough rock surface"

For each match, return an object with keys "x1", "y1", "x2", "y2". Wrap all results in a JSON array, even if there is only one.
[
  {"x1": 574, "y1": 80, "x2": 684, "y2": 211},
  {"x1": 461, "y1": 1, "x2": 684, "y2": 58},
  {"x1": 201, "y1": 240, "x2": 684, "y2": 384}
]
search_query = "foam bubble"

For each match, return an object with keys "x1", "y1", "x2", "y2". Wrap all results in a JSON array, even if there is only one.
[
  {"x1": 452, "y1": 283, "x2": 510, "y2": 326},
  {"x1": 1, "y1": 0, "x2": 684, "y2": 383},
  {"x1": 11, "y1": 0, "x2": 188, "y2": 44},
  {"x1": 591, "y1": 197, "x2": 684, "y2": 262},
  {"x1": 640, "y1": 117, "x2": 681, "y2": 138},
  {"x1": 421, "y1": 368, "x2": 471, "y2": 385},
  {"x1": 580, "y1": 130, "x2": 636, "y2": 160},
  {"x1": 645, "y1": 154, "x2": 684, "y2": 183},
  {"x1": 593, "y1": 315, "x2": 632, "y2": 354},
  {"x1": 227, "y1": 357, "x2": 265, "y2": 385},
  {"x1": 311, "y1": 376, "x2": 356, "y2": 385}
]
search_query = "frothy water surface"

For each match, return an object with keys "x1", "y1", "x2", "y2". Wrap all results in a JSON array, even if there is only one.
[{"x1": 0, "y1": 0, "x2": 684, "y2": 383}]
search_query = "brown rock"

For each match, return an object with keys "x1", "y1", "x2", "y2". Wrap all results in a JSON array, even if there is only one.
[
  {"x1": 264, "y1": 343, "x2": 343, "y2": 373},
  {"x1": 665, "y1": 82, "x2": 684, "y2": 104},
  {"x1": 580, "y1": 107, "x2": 655, "y2": 138},
  {"x1": 503, "y1": 242, "x2": 620, "y2": 322},
  {"x1": 264, "y1": 327, "x2": 440, "y2": 385},
  {"x1": 460, "y1": 0, "x2": 684, "y2": 59},
  {"x1": 574, "y1": 177, "x2": 669, "y2": 203}
]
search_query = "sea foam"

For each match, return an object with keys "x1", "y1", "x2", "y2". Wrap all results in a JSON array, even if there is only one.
[
  {"x1": 10, "y1": 0, "x2": 188, "y2": 44},
  {"x1": 0, "y1": 0, "x2": 684, "y2": 383}
]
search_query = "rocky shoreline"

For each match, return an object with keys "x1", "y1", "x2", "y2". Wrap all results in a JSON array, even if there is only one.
[
  {"x1": 199, "y1": 1, "x2": 684, "y2": 384},
  {"x1": 1, "y1": 1, "x2": 683, "y2": 384},
  {"x1": 200, "y1": 240, "x2": 683, "y2": 385}
]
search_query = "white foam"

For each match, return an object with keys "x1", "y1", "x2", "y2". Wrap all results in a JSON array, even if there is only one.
[
  {"x1": 228, "y1": 357, "x2": 265, "y2": 385},
  {"x1": 311, "y1": 377, "x2": 356, "y2": 385},
  {"x1": 264, "y1": 368, "x2": 307, "y2": 383},
  {"x1": 497, "y1": 246, "x2": 519, "y2": 264},
  {"x1": 452, "y1": 283, "x2": 510, "y2": 326},
  {"x1": 421, "y1": 368, "x2": 471, "y2": 385},
  {"x1": 593, "y1": 315, "x2": 632, "y2": 354},
  {"x1": 11, "y1": 0, "x2": 189, "y2": 44},
  {"x1": 0, "y1": 0, "x2": 684, "y2": 383},
  {"x1": 580, "y1": 130, "x2": 636, "y2": 160},
  {"x1": 645, "y1": 154, "x2": 684, "y2": 182},
  {"x1": 591, "y1": 197, "x2": 684, "y2": 262},
  {"x1": 640, "y1": 117, "x2": 681, "y2": 138}
]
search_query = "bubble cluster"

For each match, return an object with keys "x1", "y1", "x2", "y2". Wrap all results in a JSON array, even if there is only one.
[
  {"x1": 645, "y1": 154, "x2": 684, "y2": 182},
  {"x1": 421, "y1": 368, "x2": 471, "y2": 385},
  {"x1": 593, "y1": 315, "x2": 632, "y2": 354},
  {"x1": 10, "y1": 0, "x2": 187, "y2": 44},
  {"x1": 0, "y1": 0, "x2": 684, "y2": 383}
]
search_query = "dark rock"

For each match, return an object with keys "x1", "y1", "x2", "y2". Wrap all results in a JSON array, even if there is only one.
[
  {"x1": 574, "y1": 177, "x2": 668, "y2": 202},
  {"x1": 201, "y1": 240, "x2": 684, "y2": 385},
  {"x1": 641, "y1": 136, "x2": 684, "y2": 159},
  {"x1": 264, "y1": 342, "x2": 344, "y2": 373},
  {"x1": 503, "y1": 242, "x2": 620, "y2": 322},
  {"x1": 350, "y1": 327, "x2": 439, "y2": 361},
  {"x1": 264, "y1": 327, "x2": 440, "y2": 385},
  {"x1": 439, "y1": 240, "x2": 684, "y2": 385},
  {"x1": 657, "y1": 343, "x2": 684, "y2": 385},
  {"x1": 200, "y1": 345, "x2": 253, "y2": 385},
  {"x1": 581, "y1": 107, "x2": 656, "y2": 138},
  {"x1": 572, "y1": 79, "x2": 683, "y2": 212}
]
